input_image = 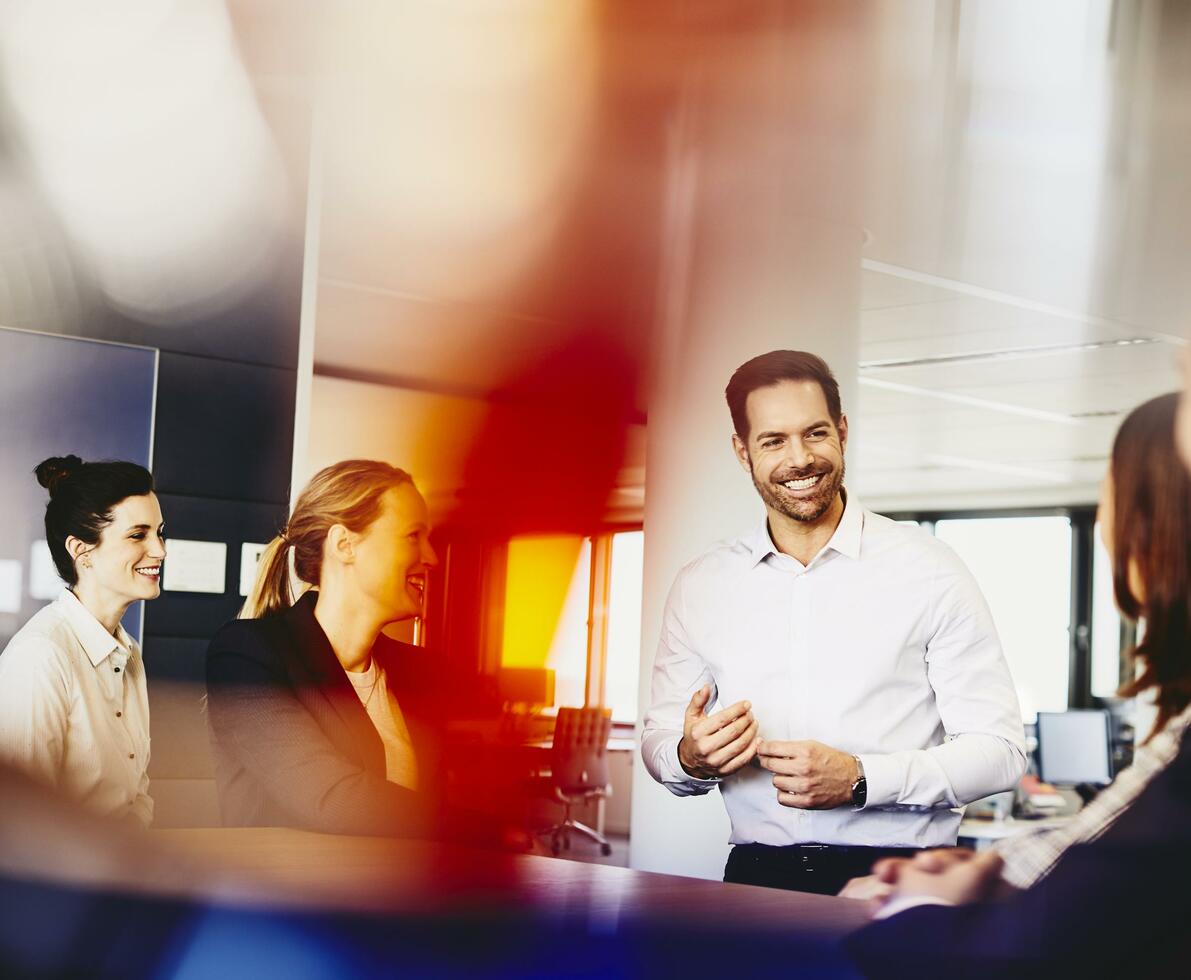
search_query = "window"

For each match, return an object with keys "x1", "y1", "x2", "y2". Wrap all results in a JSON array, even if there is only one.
[
  {"x1": 605, "y1": 530, "x2": 644, "y2": 724},
  {"x1": 500, "y1": 529, "x2": 644, "y2": 722},
  {"x1": 934, "y1": 516, "x2": 1073, "y2": 720},
  {"x1": 1090, "y1": 522, "x2": 1124, "y2": 698},
  {"x1": 886, "y1": 507, "x2": 1135, "y2": 714},
  {"x1": 501, "y1": 536, "x2": 591, "y2": 711}
]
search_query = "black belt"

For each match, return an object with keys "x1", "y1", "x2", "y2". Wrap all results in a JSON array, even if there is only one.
[
  {"x1": 724, "y1": 842, "x2": 927, "y2": 895},
  {"x1": 728, "y1": 842, "x2": 926, "y2": 874}
]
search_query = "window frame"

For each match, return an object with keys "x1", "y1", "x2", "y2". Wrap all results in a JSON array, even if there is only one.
[
  {"x1": 586, "y1": 523, "x2": 644, "y2": 726},
  {"x1": 883, "y1": 504, "x2": 1115, "y2": 710}
]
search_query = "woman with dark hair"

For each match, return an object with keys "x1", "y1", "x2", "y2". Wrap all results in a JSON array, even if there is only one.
[
  {"x1": 842, "y1": 390, "x2": 1191, "y2": 908},
  {"x1": 0, "y1": 455, "x2": 165, "y2": 825},
  {"x1": 1110, "y1": 392, "x2": 1191, "y2": 737},
  {"x1": 205, "y1": 459, "x2": 442, "y2": 836},
  {"x1": 983, "y1": 390, "x2": 1191, "y2": 886}
]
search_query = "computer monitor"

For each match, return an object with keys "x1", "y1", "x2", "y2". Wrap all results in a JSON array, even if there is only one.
[{"x1": 1035, "y1": 709, "x2": 1113, "y2": 787}]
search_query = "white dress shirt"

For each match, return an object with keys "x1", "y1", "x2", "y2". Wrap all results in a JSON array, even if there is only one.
[
  {"x1": 641, "y1": 494, "x2": 1027, "y2": 848},
  {"x1": 0, "y1": 588, "x2": 153, "y2": 825}
]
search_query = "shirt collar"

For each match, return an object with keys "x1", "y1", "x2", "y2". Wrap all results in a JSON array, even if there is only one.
[
  {"x1": 828, "y1": 490, "x2": 864, "y2": 560},
  {"x1": 54, "y1": 587, "x2": 133, "y2": 667},
  {"x1": 746, "y1": 489, "x2": 864, "y2": 566}
]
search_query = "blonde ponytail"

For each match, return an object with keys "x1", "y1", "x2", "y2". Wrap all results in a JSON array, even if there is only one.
[{"x1": 240, "y1": 534, "x2": 295, "y2": 619}]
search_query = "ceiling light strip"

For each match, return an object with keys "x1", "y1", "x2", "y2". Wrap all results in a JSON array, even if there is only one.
[
  {"x1": 860, "y1": 337, "x2": 1156, "y2": 370},
  {"x1": 861, "y1": 258, "x2": 1188, "y2": 346},
  {"x1": 858, "y1": 376, "x2": 1083, "y2": 426}
]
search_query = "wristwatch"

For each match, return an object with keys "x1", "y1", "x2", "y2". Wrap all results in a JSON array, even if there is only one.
[{"x1": 850, "y1": 755, "x2": 867, "y2": 809}]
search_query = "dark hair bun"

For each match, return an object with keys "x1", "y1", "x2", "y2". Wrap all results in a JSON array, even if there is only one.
[{"x1": 35, "y1": 455, "x2": 84, "y2": 496}]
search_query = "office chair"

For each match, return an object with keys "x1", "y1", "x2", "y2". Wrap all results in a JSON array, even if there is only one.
[{"x1": 535, "y1": 706, "x2": 613, "y2": 857}]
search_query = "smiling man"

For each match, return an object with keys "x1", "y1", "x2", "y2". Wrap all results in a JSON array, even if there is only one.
[{"x1": 640, "y1": 350, "x2": 1027, "y2": 895}]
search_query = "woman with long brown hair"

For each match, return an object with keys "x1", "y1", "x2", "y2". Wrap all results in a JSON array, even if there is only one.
[
  {"x1": 205, "y1": 460, "x2": 441, "y2": 836},
  {"x1": 842, "y1": 391, "x2": 1191, "y2": 902},
  {"x1": 1110, "y1": 392, "x2": 1191, "y2": 740},
  {"x1": 839, "y1": 389, "x2": 1191, "y2": 975},
  {"x1": 984, "y1": 390, "x2": 1191, "y2": 886}
]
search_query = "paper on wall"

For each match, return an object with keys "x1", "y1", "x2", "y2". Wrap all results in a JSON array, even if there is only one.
[
  {"x1": 162, "y1": 539, "x2": 227, "y2": 594},
  {"x1": 29, "y1": 541, "x2": 61, "y2": 600},
  {"x1": 239, "y1": 542, "x2": 269, "y2": 597},
  {"x1": 0, "y1": 559, "x2": 20, "y2": 613}
]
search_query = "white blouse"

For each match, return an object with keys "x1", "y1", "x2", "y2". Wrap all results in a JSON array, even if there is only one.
[
  {"x1": 344, "y1": 658, "x2": 419, "y2": 791},
  {"x1": 0, "y1": 588, "x2": 152, "y2": 825}
]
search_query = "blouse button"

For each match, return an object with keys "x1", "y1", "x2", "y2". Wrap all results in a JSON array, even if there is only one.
[
  {"x1": 114, "y1": 666, "x2": 121, "y2": 673},
  {"x1": 116, "y1": 711, "x2": 122, "y2": 718},
  {"x1": 128, "y1": 753, "x2": 135, "y2": 760}
]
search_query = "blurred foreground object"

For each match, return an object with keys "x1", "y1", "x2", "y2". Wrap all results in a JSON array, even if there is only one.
[{"x1": 0, "y1": 0, "x2": 292, "y2": 322}]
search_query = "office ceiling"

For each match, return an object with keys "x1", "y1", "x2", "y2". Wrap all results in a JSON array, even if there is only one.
[
  {"x1": 292, "y1": 1, "x2": 1187, "y2": 514},
  {"x1": 856, "y1": 265, "x2": 1182, "y2": 510}
]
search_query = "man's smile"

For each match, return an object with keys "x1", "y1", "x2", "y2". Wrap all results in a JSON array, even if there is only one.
[{"x1": 779, "y1": 474, "x2": 824, "y2": 493}]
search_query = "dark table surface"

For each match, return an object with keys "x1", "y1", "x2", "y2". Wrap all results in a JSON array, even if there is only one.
[{"x1": 151, "y1": 827, "x2": 871, "y2": 933}]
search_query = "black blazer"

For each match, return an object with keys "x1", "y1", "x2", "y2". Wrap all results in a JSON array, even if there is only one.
[
  {"x1": 205, "y1": 591, "x2": 445, "y2": 837},
  {"x1": 845, "y1": 727, "x2": 1191, "y2": 978}
]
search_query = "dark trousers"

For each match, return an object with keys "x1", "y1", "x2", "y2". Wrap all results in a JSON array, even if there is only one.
[{"x1": 724, "y1": 842, "x2": 927, "y2": 896}]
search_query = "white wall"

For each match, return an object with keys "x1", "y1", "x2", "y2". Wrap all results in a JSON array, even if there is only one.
[{"x1": 302, "y1": 375, "x2": 490, "y2": 518}]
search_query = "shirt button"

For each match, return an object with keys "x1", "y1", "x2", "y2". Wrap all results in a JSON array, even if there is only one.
[
  {"x1": 114, "y1": 666, "x2": 121, "y2": 673},
  {"x1": 116, "y1": 711, "x2": 122, "y2": 718},
  {"x1": 128, "y1": 753, "x2": 135, "y2": 759}
]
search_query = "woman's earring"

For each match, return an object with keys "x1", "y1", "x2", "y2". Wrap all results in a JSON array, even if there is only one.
[{"x1": 80, "y1": 555, "x2": 92, "y2": 569}]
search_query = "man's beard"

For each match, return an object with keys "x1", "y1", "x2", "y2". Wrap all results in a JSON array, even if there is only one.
[{"x1": 751, "y1": 457, "x2": 845, "y2": 524}]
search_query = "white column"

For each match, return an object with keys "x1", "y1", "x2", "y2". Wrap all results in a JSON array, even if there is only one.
[{"x1": 629, "y1": 12, "x2": 868, "y2": 879}]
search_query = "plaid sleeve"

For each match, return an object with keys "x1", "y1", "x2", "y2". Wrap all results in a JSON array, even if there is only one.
[{"x1": 996, "y1": 709, "x2": 1191, "y2": 888}]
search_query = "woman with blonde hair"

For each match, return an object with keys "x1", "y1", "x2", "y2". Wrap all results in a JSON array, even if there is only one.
[{"x1": 205, "y1": 459, "x2": 441, "y2": 836}]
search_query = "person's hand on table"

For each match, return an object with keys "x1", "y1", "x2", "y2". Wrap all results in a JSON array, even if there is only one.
[
  {"x1": 838, "y1": 873, "x2": 895, "y2": 915},
  {"x1": 756, "y1": 739, "x2": 857, "y2": 808},
  {"x1": 677, "y1": 685, "x2": 759, "y2": 779},
  {"x1": 841, "y1": 849, "x2": 981, "y2": 913},
  {"x1": 871, "y1": 845, "x2": 977, "y2": 884},
  {"x1": 871, "y1": 848, "x2": 1006, "y2": 909}
]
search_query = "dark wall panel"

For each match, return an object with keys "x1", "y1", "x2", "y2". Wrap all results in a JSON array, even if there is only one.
[
  {"x1": 144, "y1": 493, "x2": 288, "y2": 638},
  {"x1": 154, "y1": 352, "x2": 296, "y2": 504}
]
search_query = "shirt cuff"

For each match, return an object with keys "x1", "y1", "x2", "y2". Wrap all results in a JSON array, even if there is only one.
[
  {"x1": 856, "y1": 752, "x2": 901, "y2": 808},
  {"x1": 667, "y1": 739, "x2": 721, "y2": 791},
  {"x1": 873, "y1": 894, "x2": 955, "y2": 920}
]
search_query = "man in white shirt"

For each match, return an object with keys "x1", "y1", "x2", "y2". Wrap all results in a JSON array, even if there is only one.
[{"x1": 640, "y1": 349, "x2": 1027, "y2": 894}]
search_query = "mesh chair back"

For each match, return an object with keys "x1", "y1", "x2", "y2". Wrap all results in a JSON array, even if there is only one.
[{"x1": 551, "y1": 706, "x2": 612, "y2": 794}]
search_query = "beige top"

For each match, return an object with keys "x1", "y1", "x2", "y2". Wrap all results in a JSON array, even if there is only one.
[
  {"x1": 0, "y1": 588, "x2": 152, "y2": 825},
  {"x1": 344, "y1": 658, "x2": 419, "y2": 791}
]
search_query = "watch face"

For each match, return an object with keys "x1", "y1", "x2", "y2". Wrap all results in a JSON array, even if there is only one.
[{"x1": 852, "y1": 778, "x2": 867, "y2": 806}]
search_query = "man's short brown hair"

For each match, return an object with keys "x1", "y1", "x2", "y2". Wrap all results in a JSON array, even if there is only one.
[{"x1": 725, "y1": 350, "x2": 842, "y2": 439}]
